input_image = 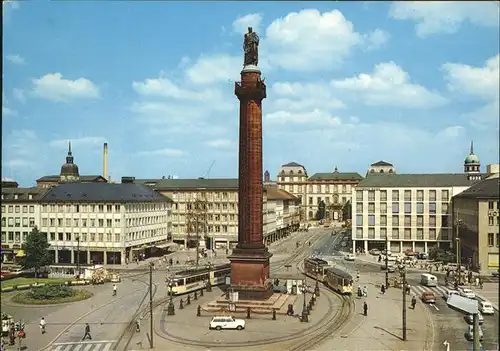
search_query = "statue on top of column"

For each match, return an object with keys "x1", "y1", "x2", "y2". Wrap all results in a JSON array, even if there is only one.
[{"x1": 243, "y1": 27, "x2": 259, "y2": 66}]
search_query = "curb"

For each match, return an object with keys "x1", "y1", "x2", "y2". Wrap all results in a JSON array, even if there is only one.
[{"x1": 475, "y1": 294, "x2": 499, "y2": 312}]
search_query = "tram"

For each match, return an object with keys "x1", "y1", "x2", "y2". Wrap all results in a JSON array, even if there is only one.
[
  {"x1": 324, "y1": 267, "x2": 353, "y2": 295},
  {"x1": 169, "y1": 263, "x2": 231, "y2": 295},
  {"x1": 303, "y1": 257, "x2": 330, "y2": 283}
]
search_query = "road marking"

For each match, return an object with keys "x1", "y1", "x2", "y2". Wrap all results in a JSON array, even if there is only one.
[
  {"x1": 53, "y1": 340, "x2": 116, "y2": 345},
  {"x1": 430, "y1": 303, "x2": 439, "y2": 311}
]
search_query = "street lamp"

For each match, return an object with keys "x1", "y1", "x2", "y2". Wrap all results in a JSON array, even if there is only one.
[
  {"x1": 166, "y1": 276, "x2": 175, "y2": 316},
  {"x1": 313, "y1": 267, "x2": 320, "y2": 297},
  {"x1": 398, "y1": 264, "x2": 407, "y2": 341},
  {"x1": 301, "y1": 279, "x2": 309, "y2": 323},
  {"x1": 455, "y1": 236, "x2": 462, "y2": 289},
  {"x1": 385, "y1": 232, "x2": 389, "y2": 289},
  {"x1": 76, "y1": 236, "x2": 80, "y2": 279}
]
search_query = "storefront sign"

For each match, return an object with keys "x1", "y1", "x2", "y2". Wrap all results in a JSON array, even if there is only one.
[
  {"x1": 12, "y1": 245, "x2": 20, "y2": 249},
  {"x1": 1, "y1": 244, "x2": 10, "y2": 249}
]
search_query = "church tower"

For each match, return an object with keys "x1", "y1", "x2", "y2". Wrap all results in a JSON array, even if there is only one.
[
  {"x1": 60, "y1": 141, "x2": 80, "y2": 183},
  {"x1": 464, "y1": 140, "x2": 481, "y2": 180}
]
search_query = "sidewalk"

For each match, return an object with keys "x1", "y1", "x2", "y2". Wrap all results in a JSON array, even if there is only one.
[{"x1": 471, "y1": 282, "x2": 499, "y2": 311}]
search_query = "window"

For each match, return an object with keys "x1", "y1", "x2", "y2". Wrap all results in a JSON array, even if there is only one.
[
  {"x1": 416, "y1": 202, "x2": 424, "y2": 214},
  {"x1": 50, "y1": 232, "x2": 55, "y2": 241},
  {"x1": 58, "y1": 232, "x2": 63, "y2": 240},
  {"x1": 356, "y1": 203, "x2": 363, "y2": 213},
  {"x1": 98, "y1": 233, "x2": 103, "y2": 242},
  {"x1": 392, "y1": 215, "x2": 399, "y2": 226},
  {"x1": 416, "y1": 190, "x2": 424, "y2": 201},
  {"x1": 429, "y1": 229, "x2": 436, "y2": 240},
  {"x1": 65, "y1": 233, "x2": 71, "y2": 241},
  {"x1": 106, "y1": 233, "x2": 112, "y2": 242},
  {"x1": 29, "y1": 218, "x2": 35, "y2": 227},
  {"x1": 15, "y1": 206, "x2": 20, "y2": 213},
  {"x1": 82, "y1": 219, "x2": 87, "y2": 227},
  {"x1": 356, "y1": 227, "x2": 363, "y2": 239},
  {"x1": 29, "y1": 205, "x2": 34, "y2": 213},
  {"x1": 368, "y1": 227, "x2": 375, "y2": 238},
  {"x1": 90, "y1": 233, "x2": 96, "y2": 241},
  {"x1": 416, "y1": 228, "x2": 423, "y2": 240},
  {"x1": 488, "y1": 233, "x2": 494, "y2": 247},
  {"x1": 98, "y1": 205, "x2": 104, "y2": 212},
  {"x1": 308, "y1": 197, "x2": 313, "y2": 205},
  {"x1": 114, "y1": 219, "x2": 120, "y2": 226},
  {"x1": 404, "y1": 202, "x2": 411, "y2": 214},
  {"x1": 50, "y1": 218, "x2": 55, "y2": 226},
  {"x1": 380, "y1": 215, "x2": 387, "y2": 226},
  {"x1": 368, "y1": 190, "x2": 375, "y2": 201},
  {"x1": 15, "y1": 218, "x2": 20, "y2": 227},
  {"x1": 380, "y1": 203, "x2": 387, "y2": 213},
  {"x1": 441, "y1": 190, "x2": 449, "y2": 201},
  {"x1": 489, "y1": 217, "x2": 494, "y2": 226},
  {"x1": 66, "y1": 218, "x2": 71, "y2": 227},
  {"x1": 392, "y1": 190, "x2": 399, "y2": 202},
  {"x1": 497, "y1": 233, "x2": 499, "y2": 247},
  {"x1": 66, "y1": 204, "x2": 72, "y2": 213},
  {"x1": 380, "y1": 190, "x2": 387, "y2": 201},
  {"x1": 8, "y1": 206, "x2": 13, "y2": 213},
  {"x1": 442, "y1": 215, "x2": 449, "y2": 227},
  {"x1": 392, "y1": 203, "x2": 399, "y2": 214},
  {"x1": 442, "y1": 203, "x2": 449, "y2": 214},
  {"x1": 392, "y1": 228, "x2": 399, "y2": 239},
  {"x1": 429, "y1": 202, "x2": 436, "y2": 214},
  {"x1": 98, "y1": 219, "x2": 104, "y2": 227},
  {"x1": 404, "y1": 228, "x2": 411, "y2": 240},
  {"x1": 1, "y1": 232, "x2": 5, "y2": 242},
  {"x1": 404, "y1": 190, "x2": 411, "y2": 201},
  {"x1": 8, "y1": 232, "x2": 13, "y2": 241},
  {"x1": 380, "y1": 228, "x2": 387, "y2": 239},
  {"x1": 356, "y1": 215, "x2": 363, "y2": 226},
  {"x1": 488, "y1": 201, "x2": 494, "y2": 210},
  {"x1": 441, "y1": 229, "x2": 449, "y2": 240},
  {"x1": 107, "y1": 205, "x2": 113, "y2": 212},
  {"x1": 429, "y1": 216, "x2": 436, "y2": 227},
  {"x1": 429, "y1": 190, "x2": 436, "y2": 201},
  {"x1": 356, "y1": 191, "x2": 363, "y2": 201},
  {"x1": 368, "y1": 203, "x2": 375, "y2": 214},
  {"x1": 404, "y1": 216, "x2": 411, "y2": 226},
  {"x1": 74, "y1": 219, "x2": 79, "y2": 227},
  {"x1": 8, "y1": 218, "x2": 13, "y2": 226},
  {"x1": 15, "y1": 232, "x2": 21, "y2": 242},
  {"x1": 115, "y1": 205, "x2": 121, "y2": 212},
  {"x1": 22, "y1": 205, "x2": 28, "y2": 213},
  {"x1": 115, "y1": 233, "x2": 120, "y2": 242},
  {"x1": 417, "y1": 216, "x2": 423, "y2": 227},
  {"x1": 22, "y1": 218, "x2": 28, "y2": 227},
  {"x1": 368, "y1": 215, "x2": 375, "y2": 226},
  {"x1": 1, "y1": 218, "x2": 5, "y2": 227},
  {"x1": 106, "y1": 219, "x2": 112, "y2": 227}
]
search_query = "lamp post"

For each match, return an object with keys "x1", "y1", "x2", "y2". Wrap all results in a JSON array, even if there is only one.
[
  {"x1": 398, "y1": 264, "x2": 407, "y2": 341},
  {"x1": 166, "y1": 276, "x2": 175, "y2": 316},
  {"x1": 385, "y1": 232, "x2": 389, "y2": 289},
  {"x1": 76, "y1": 236, "x2": 80, "y2": 279},
  {"x1": 455, "y1": 215, "x2": 463, "y2": 289},
  {"x1": 301, "y1": 279, "x2": 309, "y2": 322}
]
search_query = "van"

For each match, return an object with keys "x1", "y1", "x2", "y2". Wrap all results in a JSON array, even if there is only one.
[
  {"x1": 478, "y1": 301, "x2": 495, "y2": 315},
  {"x1": 420, "y1": 273, "x2": 438, "y2": 287}
]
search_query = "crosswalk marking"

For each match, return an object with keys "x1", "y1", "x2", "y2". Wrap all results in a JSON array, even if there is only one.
[
  {"x1": 410, "y1": 284, "x2": 448, "y2": 297},
  {"x1": 51, "y1": 341, "x2": 116, "y2": 351}
]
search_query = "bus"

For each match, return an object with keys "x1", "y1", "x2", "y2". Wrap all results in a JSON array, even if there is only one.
[{"x1": 420, "y1": 273, "x2": 438, "y2": 287}]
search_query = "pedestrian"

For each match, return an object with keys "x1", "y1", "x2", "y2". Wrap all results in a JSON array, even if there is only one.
[
  {"x1": 40, "y1": 317, "x2": 46, "y2": 334},
  {"x1": 362, "y1": 286, "x2": 367, "y2": 297},
  {"x1": 356, "y1": 271, "x2": 360, "y2": 281},
  {"x1": 113, "y1": 284, "x2": 117, "y2": 296},
  {"x1": 475, "y1": 277, "x2": 479, "y2": 287},
  {"x1": 411, "y1": 295, "x2": 417, "y2": 309},
  {"x1": 363, "y1": 301, "x2": 368, "y2": 316},
  {"x1": 357, "y1": 286, "x2": 362, "y2": 298},
  {"x1": 82, "y1": 323, "x2": 92, "y2": 341},
  {"x1": 381, "y1": 284, "x2": 385, "y2": 294}
]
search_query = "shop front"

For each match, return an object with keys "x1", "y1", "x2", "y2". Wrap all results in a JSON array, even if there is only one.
[{"x1": 1, "y1": 244, "x2": 14, "y2": 263}]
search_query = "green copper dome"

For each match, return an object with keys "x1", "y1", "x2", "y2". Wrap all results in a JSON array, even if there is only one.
[{"x1": 464, "y1": 153, "x2": 480, "y2": 164}]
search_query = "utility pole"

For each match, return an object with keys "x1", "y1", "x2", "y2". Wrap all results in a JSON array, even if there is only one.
[
  {"x1": 472, "y1": 313, "x2": 480, "y2": 351},
  {"x1": 76, "y1": 236, "x2": 80, "y2": 279},
  {"x1": 149, "y1": 262, "x2": 154, "y2": 349},
  {"x1": 399, "y1": 265, "x2": 407, "y2": 341},
  {"x1": 385, "y1": 233, "x2": 389, "y2": 289}
]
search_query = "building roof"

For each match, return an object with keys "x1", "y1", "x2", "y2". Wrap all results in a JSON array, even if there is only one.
[
  {"x1": 281, "y1": 162, "x2": 304, "y2": 168},
  {"x1": 39, "y1": 183, "x2": 172, "y2": 203},
  {"x1": 358, "y1": 173, "x2": 485, "y2": 188},
  {"x1": 264, "y1": 187, "x2": 297, "y2": 201},
  {"x1": 453, "y1": 177, "x2": 499, "y2": 199},
  {"x1": 36, "y1": 175, "x2": 107, "y2": 183},
  {"x1": 1, "y1": 187, "x2": 48, "y2": 201},
  {"x1": 135, "y1": 178, "x2": 238, "y2": 190},
  {"x1": 370, "y1": 160, "x2": 393, "y2": 167},
  {"x1": 308, "y1": 172, "x2": 363, "y2": 181}
]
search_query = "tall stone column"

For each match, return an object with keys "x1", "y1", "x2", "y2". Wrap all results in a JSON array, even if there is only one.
[{"x1": 228, "y1": 64, "x2": 273, "y2": 300}]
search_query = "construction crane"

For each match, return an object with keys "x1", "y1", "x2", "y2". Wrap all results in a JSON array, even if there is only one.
[{"x1": 204, "y1": 160, "x2": 215, "y2": 179}]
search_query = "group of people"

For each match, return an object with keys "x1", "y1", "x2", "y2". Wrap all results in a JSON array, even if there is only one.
[{"x1": 38, "y1": 318, "x2": 92, "y2": 341}]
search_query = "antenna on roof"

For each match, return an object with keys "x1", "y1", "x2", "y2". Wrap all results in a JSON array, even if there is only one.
[{"x1": 205, "y1": 160, "x2": 216, "y2": 179}]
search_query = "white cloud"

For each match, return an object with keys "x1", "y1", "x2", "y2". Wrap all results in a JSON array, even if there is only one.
[
  {"x1": 364, "y1": 29, "x2": 390, "y2": 51},
  {"x1": 185, "y1": 54, "x2": 241, "y2": 85},
  {"x1": 270, "y1": 82, "x2": 345, "y2": 111},
  {"x1": 265, "y1": 109, "x2": 342, "y2": 125},
  {"x1": 6, "y1": 54, "x2": 25, "y2": 65},
  {"x1": 137, "y1": 148, "x2": 186, "y2": 157},
  {"x1": 263, "y1": 9, "x2": 386, "y2": 72},
  {"x1": 13, "y1": 88, "x2": 26, "y2": 103},
  {"x1": 442, "y1": 54, "x2": 500, "y2": 101},
  {"x1": 49, "y1": 137, "x2": 107, "y2": 149},
  {"x1": 32, "y1": 73, "x2": 100, "y2": 102},
  {"x1": 2, "y1": 130, "x2": 39, "y2": 170},
  {"x1": 233, "y1": 13, "x2": 263, "y2": 34},
  {"x1": 331, "y1": 62, "x2": 448, "y2": 108},
  {"x1": 205, "y1": 139, "x2": 235, "y2": 148},
  {"x1": 389, "y1": 2, "x2": 499, "y2": 38}
]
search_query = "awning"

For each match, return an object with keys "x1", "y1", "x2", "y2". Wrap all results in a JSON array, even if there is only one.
[
  {"x1": 16, "y1": 250, "x2": 26, "y2": 257},
  {"x1": 155, "y1": 243, "x2": 177, "y2": 249}
]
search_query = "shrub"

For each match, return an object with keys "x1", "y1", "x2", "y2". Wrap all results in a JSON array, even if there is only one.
[{"x1": 28, "y1": 284, "x2": 75, "y2": 300}]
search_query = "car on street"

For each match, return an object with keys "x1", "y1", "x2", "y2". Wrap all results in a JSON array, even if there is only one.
[
  {"x1": 344, "y1": 254, "x2": 355, "y2": 261},
  {"x1": 464, "y1": 312, "x2": 484, "y2": 325},
  {"x1": 478, "y1": 301, "x2": 495, "y2": 315},
  {"x1": 369, "y1": 249, "x2": 381, "y2": 256},
  {"x1": 442, "y1": 288, "x2": 460, "y2": 300},
  {"x1": 459, "y1": 287, "x2": 476, "y2": 299},
  {"x1": 209, "y1": 316, "x2": 246, "y2": 331},
  {"x1": 380, "y1": 264, "x2": 396, "y2": 273},
  {"x1": 421, "y1": 291, "x2": 436, "y2": 303},
  {"x1": 465, "y1": 325, "x2": 484, "y2": 341}
]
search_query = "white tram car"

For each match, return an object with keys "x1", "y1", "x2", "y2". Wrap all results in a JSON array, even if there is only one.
[
  {"x1": 324, "y1": 267, "x2": 353, "y2": 295},
  {"x1": 303, "y1": 257, "x2": 330, "y2": 283},
  {"x1": 169, "y1": 263, "x2": 231, "y2": 296}
]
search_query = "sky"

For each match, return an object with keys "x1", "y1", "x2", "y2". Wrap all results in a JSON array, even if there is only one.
[{"x1": 2, "y1": 1, "x2": 499, "y2": 187}]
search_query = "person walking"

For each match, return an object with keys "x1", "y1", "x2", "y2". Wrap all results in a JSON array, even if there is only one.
[
  {"x1": 112, "y1": 284, "x2": 117, "y2": 296},
  {"x1": 82, "y1": 323, "x2": 92, "y2": 341},
  {"x1": 363, "y1": 302, "x2": 368, "y2": 316},
  {"x1": 362, "y1": 286, "x2": 367, "y2": 297},
  {"x1": 380, "y1": 284, "x2": 385, "y2": 294},
  {"x1": 39, "y1": 317, "x2": 46, "y2": 334},
  {"x1": 356, "y1": 271, "x2": 360, "y2": 282},
  {"x1": 411, "y1": 295, "x2": 417, "y2": 309}
]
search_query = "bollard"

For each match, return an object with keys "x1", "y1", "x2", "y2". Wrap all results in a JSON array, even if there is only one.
[
  {"x1": 187, "y1": 295, "x2": 191, "y2": 305},
  {"x1": 200, "y1": 288, "x2": 204, "y2": 297},
  {"x1": 272, "y1": 309, "x2": 276, "y2": 320},
  {"x1": 197, "y1": 305, "x2": 201, "y2": 317},
  {"x1": 207, "y1": 281, "x2": 212, "y2": 292},
  {"x1": 194, "y1": 291, "x2": 198, "y2": 300},
  {"x1": 167, "y1": 300, "x2": 175, "y2": 316},
  {"x1": 180, "y1": 298, "x2": 184, "y2": 309},
  {"x1": 247, "y1": 307, "x2": 251, "y2": 319}
]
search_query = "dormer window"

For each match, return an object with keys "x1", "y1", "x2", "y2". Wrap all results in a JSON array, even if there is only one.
[
  {"x1": 370, "y1": 169, "x2": 375, "y2": 173},
  {"x1": 14, "y1": 194, "x2": 18, "y2": 199},
  {"x1": 379, "y1": 170, "x2": 384, "y2": 173},
  {"x1": 28, "y1": 194, "x2": 33, "y2": 200},
  {"x1": 389, "y1": 169, "x2": 394, "y2": 173},
  {"x1": 298, "y1": 170, "x2": 302, "y2": 174},
  {"x1": 289, "y1": 170, "x2": 294, "y2": 175},
  {"x1": 281, "y1": 170, "x2": 285, "y2": 175}
]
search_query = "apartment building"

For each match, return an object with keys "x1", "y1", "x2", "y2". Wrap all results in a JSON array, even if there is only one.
[
  {"x1": 276, "y1": 162, "x2": 363, "y2": 221},
  {"x1": 453, "y1": 175, "x2": 500, "y2": 275},
  {"x1": 351, "y1": 173, "x2": 485, "y2": 254},
  {"x1": 265, "y1": 186, "x2": 301, "y2": 244},
  {"x1": 39, "y1": 182, "x2": 172, "y2": 265},
  {"x1": 1, "y1": 180, "x2": 46, "y2": 263},
  {"x1": 135, "y1": 178, "x2": 300, "y2": 249}
]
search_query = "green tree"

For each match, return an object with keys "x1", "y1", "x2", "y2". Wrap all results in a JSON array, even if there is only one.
[{"x1": 24, "y1": 226, "x2": 51, "y2": 277}]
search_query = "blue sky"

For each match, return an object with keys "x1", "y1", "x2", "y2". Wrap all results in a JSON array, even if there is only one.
[{"x1": 2, "y1": 1, "x2": 499, "y2": 186}]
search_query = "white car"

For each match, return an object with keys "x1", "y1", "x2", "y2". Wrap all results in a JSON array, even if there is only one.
[
  {"x1": 464, "y1": 312, "x2": 484, "y2": 325},
  {"x1": 209, "y1": 316, "x2": 245, "y2": 331},
  {"x1": 478, "y1": 301, "x2": 495, "y2": 315},
  {"x1": 442, "y1": 288, "x2": 460, "y2": 301},
  {"x1": 344, "y1": 254, "x2": 355, "y2": 261},
  {"x1": 459, "y1": 288, "x2": 476, "y2": 299}
]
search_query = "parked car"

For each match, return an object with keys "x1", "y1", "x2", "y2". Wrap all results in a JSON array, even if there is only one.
[
  {"x1": 344, "y1": 254, "x2": 355, "y2": 261},
  {"x1": 421, "y1": 291, "x2": 436, "y2": 303},
  {"x1": 369, "y1": 249, "x2": 381, "y2": 256},
  {"x1": 465, "y1": 325, "x2": 484, "y2": 341},
  {"x1": 464, "y1": 312, "x2": 484, "y2": 325},
  {"x1": 417, "y1": 252, "x2": 428, "y2": 260},
  {"x1": 459, "y1": 288, "x2": 476, "y2": 299},
  {"x1": 478, "y1": 301, "x2": 495, "y2": 315},
  {"x1": 209, "y1": 316, "x2": 245, "y2": 331}
]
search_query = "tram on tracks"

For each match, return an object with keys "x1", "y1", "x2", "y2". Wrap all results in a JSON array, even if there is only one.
[
  {"x1": 303, "y1": 257, "x2": 330, "y2": 283},
  {"x1": 169, "y1": 263, "x2": 231, "y2": 295},
  {"x1": 324, "y1": 267, "x2": 353, "y2": 295}
]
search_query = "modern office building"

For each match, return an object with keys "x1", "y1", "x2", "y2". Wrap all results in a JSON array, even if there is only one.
[
  {"x1": 38, "y1": 182, "x2": 173, "y2": 265},
  {"x1": 453, "y1": 174, "x2": 500, "y2": 275}
]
